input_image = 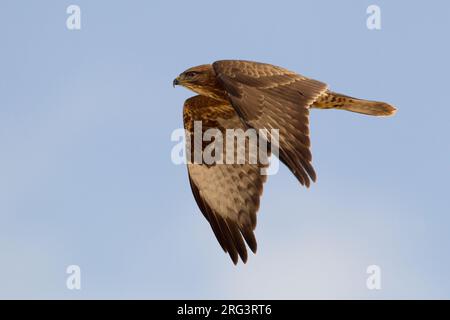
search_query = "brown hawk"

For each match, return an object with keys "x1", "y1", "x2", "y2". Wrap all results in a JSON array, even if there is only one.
[{"x1": 174, "y1": 60, "x2": 396, "y2": 264}]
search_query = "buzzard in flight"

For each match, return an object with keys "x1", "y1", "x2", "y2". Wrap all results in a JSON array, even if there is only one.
[{"x1": 173, "y1": 60, "x2": 396, "y2": 264}]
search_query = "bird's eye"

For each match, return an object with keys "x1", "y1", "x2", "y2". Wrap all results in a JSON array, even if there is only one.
[{"x1": 185, "y1": 71, "x2": 198, "y2": 78}]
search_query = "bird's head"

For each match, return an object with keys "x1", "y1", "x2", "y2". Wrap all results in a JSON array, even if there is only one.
[{"x1": 173, "y1": 64, "x2": 226, "y2": 100}]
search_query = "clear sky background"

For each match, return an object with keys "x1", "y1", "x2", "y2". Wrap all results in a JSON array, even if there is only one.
[{"x1": 0, "y1": 0, "x2": 449, "y2": 299}]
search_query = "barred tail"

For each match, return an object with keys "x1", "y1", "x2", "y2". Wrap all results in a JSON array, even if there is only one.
[{"x1": 312, "y1": 91, "x2": 397, "y2": 117}]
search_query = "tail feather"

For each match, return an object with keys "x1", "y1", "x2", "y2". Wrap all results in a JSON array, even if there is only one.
[{"x1": 313, "y1": 91, "x2": 397, "y2": 117}]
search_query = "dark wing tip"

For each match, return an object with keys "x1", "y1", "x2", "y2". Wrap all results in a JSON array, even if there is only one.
[
  {"x1": 229, "y1": 251, "x2": 239, "y2": 265},
  {"x1": 241, "y1": 228, "x2": 257, "y2": 254}
]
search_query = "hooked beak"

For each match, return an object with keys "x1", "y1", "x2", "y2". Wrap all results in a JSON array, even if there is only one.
[{"x1": 173, "y1": 77, "x2": 180, "y2": 87}]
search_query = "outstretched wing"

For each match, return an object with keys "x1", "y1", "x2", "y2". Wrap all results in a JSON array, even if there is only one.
[
  {"x1": 213, "y1": 60, "x2": 328, "y2": 187},
  {"x1": 183, "y1": 95, "x2": 268, "y2": 264}
]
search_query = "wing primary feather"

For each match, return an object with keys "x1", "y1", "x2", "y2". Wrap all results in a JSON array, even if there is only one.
[
  {"x1": 188, "y1": 177, "x2": 228, "y2": 252},
  {"x1": 217, "y1": 218, "x2": 239, "y2": 264},
  {"x1": 240, "y1": 227, "x2": 257, "y2": 253},
  {"x1": 278, "y1": 147, "x2": 307, "y2": 186},
  {"x1": 226, "y1": 219, "x2": 248, "y2": 263}
]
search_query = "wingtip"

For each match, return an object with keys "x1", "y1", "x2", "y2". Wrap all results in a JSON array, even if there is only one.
[{"x1": 230, "y1": 254, "x2": 239, "y2": 265}]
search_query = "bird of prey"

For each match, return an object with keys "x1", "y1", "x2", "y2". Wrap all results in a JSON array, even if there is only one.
[{"x1": 173, "y1": 60, "x2": 396, "y2": 264}]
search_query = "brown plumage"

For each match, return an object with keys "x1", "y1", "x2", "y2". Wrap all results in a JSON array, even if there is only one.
[
  {"x1": 183, "y1": 96, "x2": 267, "y2": 264},
  {"x1": 314, "y1": 91, "x2": 397, "y2": 116},
  {"x1": 174, "y1": 60, "x2": 396, "y2": 264}
]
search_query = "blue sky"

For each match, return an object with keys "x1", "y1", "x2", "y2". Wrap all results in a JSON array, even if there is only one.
[{"x1": 0, "y1": 0, "x2": 449, "y2": 299}]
